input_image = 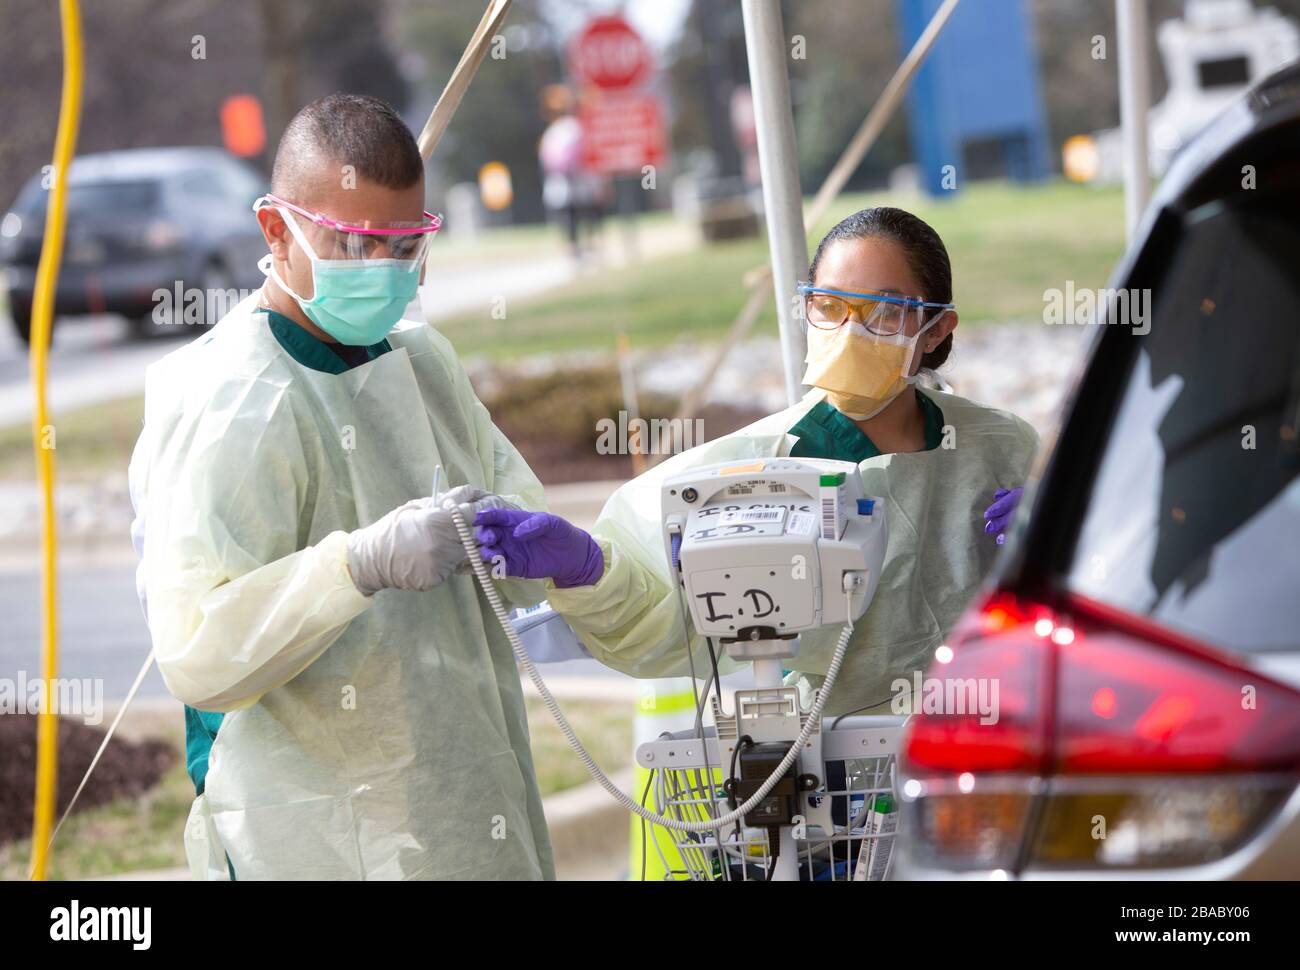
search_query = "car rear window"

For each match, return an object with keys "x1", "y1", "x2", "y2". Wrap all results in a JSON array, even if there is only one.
[
  {"x1": 1066, "y1": 191, "x2": 1300, "y2": 655},
  {"x1": 18, "y1": 179, "x2": 159, "y2": 215}
]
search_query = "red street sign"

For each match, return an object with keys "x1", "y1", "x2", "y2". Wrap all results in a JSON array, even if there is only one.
[
  {"x1": 569, "y1": 15, "x2": 654, "y2": 91},
  {"x1": 579, "y1": 92, "x2": 666, "y2": 175}
]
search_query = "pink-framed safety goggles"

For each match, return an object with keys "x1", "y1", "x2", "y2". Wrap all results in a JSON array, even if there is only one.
[{"x1": 254, "y1": 193, "x2": 443, "y2": 261}]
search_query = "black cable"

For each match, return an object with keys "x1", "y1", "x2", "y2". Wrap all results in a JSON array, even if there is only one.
[
  {"x1": 704, "y1": 636, "x2": 725, "y2": 717},
  {"x1": 688, "y1": 636, "x2": 727, "y2": 875},
  {"x1": 696, "y1": 637, "x2": 729, "y2": 877},
  {"x1": 720, "y1": 734, "x2": 755, "y2": 881},
  {"x1": 726, "y1": 734, "x2": 753, "y2": 810},
  {"x1": 671, "y1": 565, "x2": 729, "y2": 879},
  {"x1": 639, "y1": 769, "x2": 655, "y2": 882},
  {"x1": 830, "y1": 692, "x2": 897, "y2": 729}
]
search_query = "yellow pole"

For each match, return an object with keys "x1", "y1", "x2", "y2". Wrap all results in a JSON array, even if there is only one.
[{"x1": 29, "y1": 0, "x2": 84, "y2": 881}]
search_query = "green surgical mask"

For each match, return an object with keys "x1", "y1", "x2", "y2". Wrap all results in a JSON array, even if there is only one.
[{"x1": 262, "y1": 210, "x2": 420, "y2": 346}]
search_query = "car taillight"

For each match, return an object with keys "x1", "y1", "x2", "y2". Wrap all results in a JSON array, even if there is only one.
[
  {"x1": 1055, "y1": 595, "x2": 1300, "y2": 773},
  {"x1": 902, "y1": 592, "x2": 1055, "y2": 775},
  {"x1": 899, "y1": 591, "x2": 1300, "y2": 873}
]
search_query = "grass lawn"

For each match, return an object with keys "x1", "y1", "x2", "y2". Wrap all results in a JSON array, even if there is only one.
[
  {"x1": 0, "y1": 758, "x2": 193, "y2": 881},
  {"x1": 432, "y1": 208, "x2": 680, "y2": 271},
  {"x1": 434, "y1": 179, "x2": 1127, "y2": 361},
  {"x1": 525, "y1": 695, "x2": 634, "y2": 796},
  {"x1": 0, "y1": 697, "x2": 631, "y2": 880},
  {"x1": 0, "y1": 392, "x2": 143, "y2": 481}
]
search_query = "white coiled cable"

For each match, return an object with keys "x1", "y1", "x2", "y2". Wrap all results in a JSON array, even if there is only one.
[{"x1": 446, "y1": 500, "x2": 856, "y2": 835}]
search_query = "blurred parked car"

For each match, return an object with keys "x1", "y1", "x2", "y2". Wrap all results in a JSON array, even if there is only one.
[
  {"x1": 0, "y1": 146, "x2": 268, "y2": 343},
  {"x1": 896, "y1": 62, "x2": 1300, "y2": 879}
]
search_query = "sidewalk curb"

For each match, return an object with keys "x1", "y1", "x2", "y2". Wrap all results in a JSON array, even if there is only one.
[{"x1": 543, "y1": 768, "x2": 634, "y2": 882}]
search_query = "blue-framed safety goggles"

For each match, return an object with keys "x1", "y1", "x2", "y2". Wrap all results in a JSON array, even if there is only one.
[{"x1": 798, "y1": 283, "x2": 954, "y2": 336}]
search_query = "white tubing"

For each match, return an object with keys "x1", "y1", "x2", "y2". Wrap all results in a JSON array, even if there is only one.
[{"x1": 446, "y1": 501, "x2": 854, "y2": 835}]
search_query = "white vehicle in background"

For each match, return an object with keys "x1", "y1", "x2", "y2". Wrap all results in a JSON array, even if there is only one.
[{"x1": 1065, "y1": 0, "x2": 1299, "y2": 182}]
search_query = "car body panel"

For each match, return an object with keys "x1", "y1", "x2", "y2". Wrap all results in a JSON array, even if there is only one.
[
  {"x1": 895, "y1": 62, "x2": 1300, "y2": 881},
  {"x1": 2, "y1": 146, "x2": 267, "y2": 333}
]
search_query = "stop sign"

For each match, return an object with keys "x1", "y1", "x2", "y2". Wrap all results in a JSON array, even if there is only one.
[{"x1": 569, "y1": 15, "x2": 654, "y2": 91}]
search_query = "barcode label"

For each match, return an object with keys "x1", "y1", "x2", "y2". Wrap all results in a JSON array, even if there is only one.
[
  {"x1": 821, "y1": 496, "x2": 837, "y2": 539},
  {"x1": 786, "y1": 512, "x2": 814, "y2": 535},
  {"x1": 720, "y1": 507, "x2": 785, "y2": 525}
]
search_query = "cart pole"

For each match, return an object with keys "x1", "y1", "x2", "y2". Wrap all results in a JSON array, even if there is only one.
[{"x1": 740, "y1": 0, "x2": 808, "y2": 407}]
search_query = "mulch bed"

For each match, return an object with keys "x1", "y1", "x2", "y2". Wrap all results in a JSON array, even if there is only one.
[
  {"x1": 0, "y1": 714, "x2": 175, "y2": 846},
  {"x1": 504, "y1": 403, "x2": 767, "y2": 486}
]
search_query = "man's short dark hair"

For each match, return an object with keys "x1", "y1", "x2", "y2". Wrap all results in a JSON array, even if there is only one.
[{"x1": 271, "y1": 93, "x2": 423, "y2": 195}]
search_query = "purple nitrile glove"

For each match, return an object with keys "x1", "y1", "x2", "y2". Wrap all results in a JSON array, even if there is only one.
[
  {"x1": 983, "y1": 486, "x2": 1025, "y2": 545},
  {"x1": 474, "y1": 508, "x2": 605, "y2": 588}
]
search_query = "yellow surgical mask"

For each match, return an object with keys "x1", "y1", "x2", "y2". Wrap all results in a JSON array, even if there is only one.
[{"x1": 802, "y1": 315, "x2": 944, "y2": 420}]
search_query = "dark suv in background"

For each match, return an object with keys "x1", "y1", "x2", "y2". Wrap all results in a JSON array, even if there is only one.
[
  {"x1": 897, "y1": 64, "x2": 1300, "y2": 879},
  {"x1": 1, "y1": 146, "x2": 268, "y2": 343}
]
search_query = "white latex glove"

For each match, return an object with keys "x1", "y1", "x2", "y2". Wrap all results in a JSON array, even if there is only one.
[{"x1": 346, "y1": 485, "x2": 516, "y2": 596}]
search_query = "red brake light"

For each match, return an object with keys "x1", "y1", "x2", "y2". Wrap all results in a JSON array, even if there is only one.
[
  {"x1": 901, "y1": 593, "x2": 1053, "y2": 774},
  {"x1": 904, "y1": 590, "x2": 1300, "y2": 776},
  {"x1": 1055, "y1": 594, "x2": 1300, "y2": 773}
]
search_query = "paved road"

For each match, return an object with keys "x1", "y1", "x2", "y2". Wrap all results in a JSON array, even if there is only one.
[
  {"x1": 0, "y1": 551, "x2": 764, "y2": 705},
  {"x1": 0, "y1": 313, "x2": 176, "y2": 427},
  {"x1": 0, "y1": 558, "x2": 166, "y2": 701},
  {"x1": 0, "y1": 557, "x2": 668, "y2": 704}
]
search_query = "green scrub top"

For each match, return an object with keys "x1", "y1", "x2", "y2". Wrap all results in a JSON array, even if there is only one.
[
  {"x1": 787, "y1": 391, "x2": 945, "y2": 462},
  {"x1": 181, "y1": 306, "x2": 392, "y2": 799},
  {"x1": 772, "y1": 391, "x2": 944, "y2": 681}
]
